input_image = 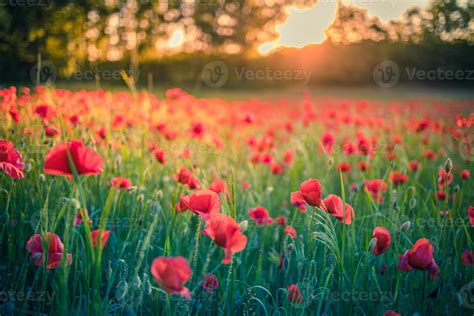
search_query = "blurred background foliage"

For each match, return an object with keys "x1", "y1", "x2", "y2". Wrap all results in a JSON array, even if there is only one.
[{"x1": 0, "y1": 0, "x2": 472, "y2": 87}]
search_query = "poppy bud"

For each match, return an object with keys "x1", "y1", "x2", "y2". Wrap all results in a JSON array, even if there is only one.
[
  {"x1": 444, "y1": 158, "x2": 452, "y2": 173},
  {"x1": 143, "y1": 272, "x2": 152, "y2": 295},
  {"x1": 137, "y1": 194, "x2": 144, "y2": 202},
  {"x1": 453, "y1": 185, "x2": 460, "y2": 193},
  {"x1": 400, "y1": 221, "x2": 411, "y2": 232},
  {"x1": 266, "y1": 186, "x2": 274, "y2": 193},
  {"x1": 239, "y1": 220, "x2": 248, "y2": 232},
  {"x1": 114, "y1": 156, "x2": 122, "y2": 168},
  {"x1": 131, "y1": 274, "x2": 142, "y2": 290},
  {"x1": 352, "y1": 184, "x2": 360, "y2": 193},
  {"x1": 70, "y1": 198, "x2": 81, "y2": 210},
  {"x1": 390, "y1": 161, "x2": 396, "y2": 169},
  {"x1": 368, "y1": 237, "x2": 378, "y2": 252},
  {"x1": 106, "y1": 260, "x2": 113, "y2": 281},
  {"x1": 392, "y1": 200, "x2": 398, "y2": 209},
  {"x1": 39, "y1": 174, "x2": 46, "y2": 182},
  {"x1": 115, "y1": 280, "x2": 128, "y2": 301},
  {"x1": 327, "y1": 156, "x2": 334, "y2": 168},
  {"x1": 156, "y1": 190, "x2": 163, "y2": 199},
  {"x1": 409, "y1": 198, "x2": 416, "y2": 210},
  {"x1": 287, "y1": 243, "x2": 294, "y2": 252}
]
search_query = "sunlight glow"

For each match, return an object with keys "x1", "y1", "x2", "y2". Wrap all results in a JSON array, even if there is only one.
[
  {"x1": 167, "y1": 29, "x2": 185, "y2": 48},
  {"x1": 258, "y1": 0, "x2": 428, "y2": 54}
]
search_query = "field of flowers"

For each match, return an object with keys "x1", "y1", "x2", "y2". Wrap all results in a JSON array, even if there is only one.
[{"x1": 0, "y1": 86, "x2": 473, "y2": 315}]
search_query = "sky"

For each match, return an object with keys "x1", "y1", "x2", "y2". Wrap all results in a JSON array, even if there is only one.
[{"x1": 259, "y1": 0, "x2": 429, "y2": 53}]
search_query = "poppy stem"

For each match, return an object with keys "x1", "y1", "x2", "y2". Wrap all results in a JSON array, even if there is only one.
[
  {"x1": 191, "y1": 219, "x2": 203, "y2": 279},
  {"x1": 221, "y1": 260, "x2": 233, "y2": 316},
  {"x1": 421, "y1": 272, "x2": 426, "y2": 311}
]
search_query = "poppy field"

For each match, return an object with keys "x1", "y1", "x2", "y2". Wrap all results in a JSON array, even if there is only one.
[{"x1": 0, "y1": 86, "x2": 473, "y2": 315}]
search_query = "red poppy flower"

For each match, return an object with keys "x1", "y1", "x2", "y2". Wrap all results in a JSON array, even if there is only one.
[
  {"x1": 91, "y1": 229, "x2": 110, "y2": 250},
  {"x1": 357, "y1": 137, "x2": 371, "y2": 156},
  {"x1": 270, "y1": 163, "x2": 284, "y2": 175},
  {"x1": 0, "y1": 140, "x2": 25, "y2": 179},
  {"x1": 389, "y1": 172, "x2": 408, "y2": 185},
  {"x1": 364, "y1": 179, "x2": 387, "y2": 203},
  {"x1": 201, "y1": 273, "x2": 219, "y2": 293},
  {"x1": 290, "y1": 191, "x2": 306, "y2": 212},
  {"x1": 153, "y1": 149, "x2": 166, "y2": 164},
  {"x1": 150, "y1": 256, "x2": 192, "y2": 299},
  {"x1": 372, "y1": 227, "x2": 391, "y2": 255},
  {"x1": 287, "y1": 284, "x2": 303, "y2": 303},
  {"x1": 44, "y1": 126, "x2": 60, "y2": 137},
  {"x1": 187, "y1": 176, "x2": 201, "y2": 190},
  {"x1": 321, "y1": 194, "x2": 354, "y2": 224},
  {"x1": 180, "y1": 149, "x2": 192, "y2": 159},
  {"x1": 203, "y1": 213, "x2": 247, "y2": 264},
  {"x1": 74, "y1": 209, "x2": 92, "y2": 226},
  {"x1": 174, "y1": 167, "x2": 193, "y2": 184},
  {"x1": 383, "y1": 310, "x2": 401, "y2": 316},
  {"x1": 34, "y1": 104, "x2": 55, "y2": 121},
  {"x1": 436, "y1": 190, "x2": 447, "y2": 201},
  {"x1": 321, "y1": 132, "x2": 335, "y2": 153},
  {"x1": 188, "y1": 121, "x2": 206, "y2": 138},
  {"x1": 261, "y1": 153, "x2": 273, "y2": 164},
  {"x1": 468, "y1": 206, "x2": 474, "y2": 227},
  {"x1": 175, "y1": 194, "x2": 189, "y2": 212},
  {"x1": 397, "y1": 238, "x2": 439, "y2": 279},
  {"x1": 166, "y1": 88, "x2": 187, "y2": 100},
  {"x1": 43, "y1": 140, "x2": 104, "y2": 180},
  {"x1": 9, "y1": 107, "x2": 21, "y2": 123},
  {"x1": 283, "y1": 149, "x2": 295, "y2": 165},
  {"x1": 242, "y1": 182, "x2": 250, "y2": 190},
  {"x1": 342, "y1": 142, "x2": 356, "y2": 155},
  {"x1": 275, "y1": 216, "x2": 287, "y2": 226},
  {"x1": 249, "y1": 153, "x2": 261, "y2": 164},
  {"x1": 461, "y1": 169, "x2": 470, "y2": 180},
  {"x1": 409, "y1": 160, "x2": 420, "y2": 172},
  {"x1": 437, "y1": 170, "x2": 452, "y2": 189},
  {"x1": 337, "y1": 162, "x2": 352, "y2": 173},
  {"x1": 248, "y1": 206, "x2": 273, "y2": 225},
  {"x1": 357, "y1": 161, "x2": 369, "y2": 172},
  {"x1": 180, "y1": 189, "x2": 220, "y2": 221},
  {"x1": 462, "y1": 250, "x2": 474, "y2": 266},
  {"x1": 284, "y1": 226, "x2": 297, "y2": 239},
  {"x1": 292, "y1": 178, "x2": 322, "y2": 207},
  {"x1": 111, "y1": 177, "x2": 132, "y2": 190},
  {"x1": 25, "y1": 233, "x2": 72, "y2": 269},
  {"x1": 97, "y1": 127, "x2": 107, "y2": 140},
  {"x1": 424, "y1": 149, "x2": 437, "y2": 161},
  {"x1": 209, "y1": 179, "x2": 227, "y2": 194}
]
